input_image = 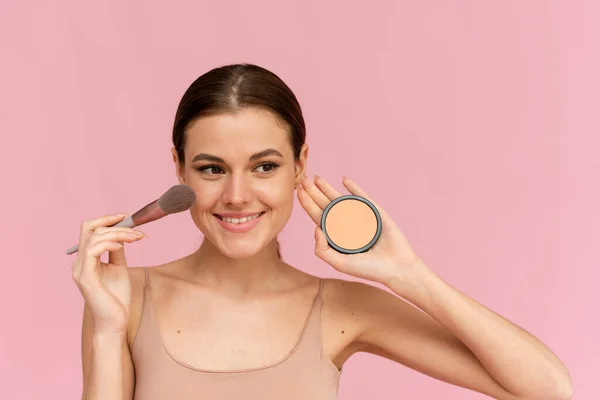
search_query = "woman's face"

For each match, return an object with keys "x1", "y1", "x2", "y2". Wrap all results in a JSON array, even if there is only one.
[{"x1": 173, "y1": 107, "x2": 307, "y2": 259}]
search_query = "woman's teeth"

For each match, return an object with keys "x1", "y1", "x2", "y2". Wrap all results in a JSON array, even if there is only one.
[{"x1": 220, "y1": 213, "x2": 262, "y2": 224}]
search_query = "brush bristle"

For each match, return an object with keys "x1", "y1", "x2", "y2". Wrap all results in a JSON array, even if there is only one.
[{"x1": 157, "y1": 185, "x2": 196, "y2": 214}]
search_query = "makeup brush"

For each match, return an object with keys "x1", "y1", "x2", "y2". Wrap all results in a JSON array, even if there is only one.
[{"x1": 66, "y1": 184, "x2": 196, "y2": 255}]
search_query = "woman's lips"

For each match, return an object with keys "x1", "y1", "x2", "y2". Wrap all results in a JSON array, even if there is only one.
[{"x1": 213, "y1": 212, "x2": 265, "y2": 233}]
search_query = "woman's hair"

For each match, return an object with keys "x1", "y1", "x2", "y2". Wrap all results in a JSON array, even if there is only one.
[{"x1": 172, "y1": 63, "x2": 307, "y2": 258}]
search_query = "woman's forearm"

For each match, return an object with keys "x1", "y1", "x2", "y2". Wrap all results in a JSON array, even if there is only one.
[
  {"x1": 387, "y1": 259, "x2": 572, "y2": 400},
  {"x1": 84, "y1": 332, "x2": 127, "y2": 400}
]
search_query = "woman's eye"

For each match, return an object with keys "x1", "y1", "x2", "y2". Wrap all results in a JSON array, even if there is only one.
[
  {"x1": 198, "y1": 165, "x2": 224, "y2": 175},
  {"x1": 255, "y1": 163, "x2": 279, "y2": 173},
  {"x1": 197, "y1": 163, "x2": 279, "y2": 175}
]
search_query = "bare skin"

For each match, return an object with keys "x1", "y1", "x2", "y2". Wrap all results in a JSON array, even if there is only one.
[{"x1": 75, "y1": 108, "x2": 572, "y2": 400}]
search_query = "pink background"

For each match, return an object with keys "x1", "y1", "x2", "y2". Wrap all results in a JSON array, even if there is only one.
[{"x1": 1, "y1": 1, "x2": 598, "y2": 399}]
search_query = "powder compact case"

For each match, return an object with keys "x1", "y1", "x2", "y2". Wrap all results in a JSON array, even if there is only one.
[{"x1": 320, "y1": 195, "x2": 382, "y2": 254}]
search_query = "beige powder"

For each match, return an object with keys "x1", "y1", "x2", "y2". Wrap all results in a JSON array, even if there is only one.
[{"x1": 324, "y1": 199, "x2": 378, "y2": 250}]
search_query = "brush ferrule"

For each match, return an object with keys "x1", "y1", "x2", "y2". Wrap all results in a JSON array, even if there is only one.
[{"x1": 131, "y1": 200, "x2": 166, "y2": 226}]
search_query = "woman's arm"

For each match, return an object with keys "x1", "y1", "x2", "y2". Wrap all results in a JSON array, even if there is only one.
[
  {"x1": 80, "y1": 266, "x2": 147, "y2": 399},
  {"x1": 72, "y1": 214, "x2": 148, "y2": 400},
  {"x1": 81, "y1": 303, "x2": 135, "y2": 400},
  {"x1": 345, "y1": 259, "x2": 572, "y2": 400},
  {"x1": 297, "y1": 175, "x2": 572, "y2": 398}
]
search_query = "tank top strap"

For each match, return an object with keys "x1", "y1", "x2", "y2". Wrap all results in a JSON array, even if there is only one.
[
  {"x1": 144, "y1": 267, "x2": 151, "y2": 289},
  {"x1": 292, "y1": 278, "x2": 325, "y2": 356},
  {"x1": 314, "y1": 278, "x2": 325, "y2": 338},
  {"x1": 313, "y1": 278, "x2": 324, "y2": 314},
  {"x1": 131, "y1": 267, "x2": 161, "y2": 364},
  {"x1": 315, "y1": 278, "x2": 325, "y2": 312}
]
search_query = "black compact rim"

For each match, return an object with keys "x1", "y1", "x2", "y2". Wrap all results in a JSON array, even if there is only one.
[{"x1": 320, "y1": 194, "x2": 382, "y2": 254}]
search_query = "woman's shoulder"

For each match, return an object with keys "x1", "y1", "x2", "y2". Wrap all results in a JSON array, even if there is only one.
[
  {"x1": 321, "y1": 276, "x2": 393, "y2": 309},
  {"x1": 320, "y1": 276, "x2": 407, "y2": 333},
  {"x1": 125, "y1": 266, "x2": 149, "y2": 348},
  {"x1": 127, "y1": 257, "x2": 189, "y2": 288},
  {"x1": 317, "y1": 277, "x2": 404, "y2": 361},
  {"x1": 126, "y1": 263, "x2": 172, "y2": 294},
  {"x1": 125, "y1": 260, "x2": 184, "y2": 348}
]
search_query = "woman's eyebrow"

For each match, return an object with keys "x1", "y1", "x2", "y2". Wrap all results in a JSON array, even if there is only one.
[
  {"x1": 249, "y1": 148, "x2": 284, "y2": 161},
  {"x1": 192, "y1": 148, "x2": 284, "y2": 163}
]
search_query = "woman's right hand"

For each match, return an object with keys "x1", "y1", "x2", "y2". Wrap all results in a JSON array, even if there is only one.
[{"x1": 71, "y1": 213, "x2": 147, "y2": 334}]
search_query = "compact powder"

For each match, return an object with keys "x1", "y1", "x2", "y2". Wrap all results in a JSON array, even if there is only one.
[{"x1": 321, "y1": 195, "x2": 382, "y2": 254}]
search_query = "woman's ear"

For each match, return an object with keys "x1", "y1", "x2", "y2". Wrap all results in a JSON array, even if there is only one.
[
  {"x1": 294, "y1": 143, "x2": 309, "y2": 188},
  {"x1": 172, "y1": 147, "x2": 186, "y2": 184}
]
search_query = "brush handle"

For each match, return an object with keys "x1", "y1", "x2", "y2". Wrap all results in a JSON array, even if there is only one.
[{"x1": 65, "y1": 216, "x2": 136, "y2": 255}]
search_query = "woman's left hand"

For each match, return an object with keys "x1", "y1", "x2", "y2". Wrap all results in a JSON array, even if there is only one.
[{"x1": 297, "y1": 175, "x2": 420, "y2": 286}]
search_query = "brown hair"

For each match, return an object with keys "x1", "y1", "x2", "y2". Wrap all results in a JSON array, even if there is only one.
[{"x1": 172, "y1": 63, "x2": 307, "y2": 258}]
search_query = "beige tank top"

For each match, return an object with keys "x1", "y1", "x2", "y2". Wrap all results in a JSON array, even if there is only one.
[{"x1": 131, "y1": 268, "x2": 342, "y2": 399}]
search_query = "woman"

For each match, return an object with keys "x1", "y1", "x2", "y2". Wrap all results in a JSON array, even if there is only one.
[{"x1": 72, "y1": 63, "x2": 572, "y2": 400}]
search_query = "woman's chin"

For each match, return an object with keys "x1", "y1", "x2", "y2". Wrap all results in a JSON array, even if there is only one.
[{"x1": 218, "y1": 241, "x2": 265, "y2": 259}]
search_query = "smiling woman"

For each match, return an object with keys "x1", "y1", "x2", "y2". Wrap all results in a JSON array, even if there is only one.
[
  {"x1": 72, "y1": 63, "x2": 572, "y2": 400},
  {"x1": 171, "y1": 65, "x2": 307, "y2": 260},
  {"x1": 176, "y1": 111, "x2": 304, "y2": 259}
]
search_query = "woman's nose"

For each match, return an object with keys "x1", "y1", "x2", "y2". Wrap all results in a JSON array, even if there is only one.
[{"x1": 222, "y1": 174, "x2": 252, "y2": 206}]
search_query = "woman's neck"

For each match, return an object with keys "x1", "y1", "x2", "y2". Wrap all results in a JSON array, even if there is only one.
[{"x1": 185, "y1": 238, "x2": 288, "y2": 295}]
